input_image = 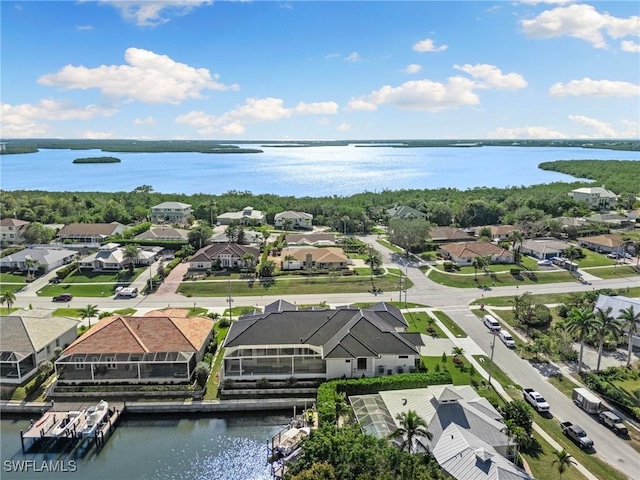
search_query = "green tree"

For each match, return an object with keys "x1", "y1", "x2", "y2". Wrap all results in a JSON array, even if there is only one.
[
  {"x1": 289, "y1": 462, "x2": 336, "y2": 480},
  {"x1": 471, "y1": 255, "x2": 489, "y2": 281},
  {"x1": 552, "y1": 449, "x2": 576, "y2": 480},
  {"x1": 78, "y1": 304, "x2": 99, "y2": 328},
  {"x1": 562, "y1": 245, "x2": 581, "y2": 269},
  {"x1": 387, "y1": 218, "x2": 430, "y2": 256},
  {"x1": 502, "y1": 419, "x2": 530, "y2": 460},
  {"x1": 499, "y1": 399, "x2": 533, "y2": 436},
  {"x1": 22, "y1": 222, "x2": 54, "y2": 244},
  {"x1": 333, "y1": 391, "x2": 350, "y2": 426},
  {"x1": 1, "y1": 290, "x2": 16, "y2": 310},
  {"x1": 451, "y1": 346, "x2": 464, "y2": 359},
  {"x1": 259, "y1": 260, "x2": 276, "y2": 277},
  {"x1": 508, "y1": 230, "x2": 524, "y2": 263},
  {"x1": 225, "y1": 222, "x2": 239, "y2": 243},
  {"x1": 388, "y1": 410, "x2": 432, "y2": 454},
  {"x1": 38, "y1": 360, "x2": 53, "y2": 377},
  {"x1": 565, "y1": 307, "x2": 598, "y2": 374},
  {"x1": 188, "y1": 224, "x2": 212, "y2": 249},
  {"x1": 194, "y1": 361, "x2": 210, "y2": 388},
  {"x1": 284, "y1": 218, "x2": 294, "y2": 232},
  {"x1": 123, "y1": 244, "x2": 140, "y2": 274},
  {"x1": 617, "y1": 306, "x2": 640, "y2": 368},
  {"x1": 242, "y1": 253, "x2": 256, "y2": 272},
  {"x1": 594, "y1": 306, "x2": 622, "y2": 372},
  {"x1": 283, "y1": 254, "x2": 296, "y2": 271},
  {"x1": 24, "y1": 258, "x2": 40, "y2": 282},
  {"x1": 365, "y1": 246, "x2": 382, "y2": 278}
]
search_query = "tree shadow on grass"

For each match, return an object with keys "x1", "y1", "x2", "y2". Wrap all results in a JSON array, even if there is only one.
[
  {"x1": 260, "y1": 278, "x2": 276, "y2": 290},
  {"x1": 521, "y1": 437, "x2": 544, "y2": 459}
]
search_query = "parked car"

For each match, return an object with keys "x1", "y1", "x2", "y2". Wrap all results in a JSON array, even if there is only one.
[
  {"x1": 537, "y1": 259, "x2": 552, "y2": 266},
  {"x1": 523, "y1": 388, "x2": 550, "y2": 413},
  {"x1": 606, "y1": 253, "x2": 619, "y2": 259},
  {"x1": 561, "y1": 421, "x2": 594, "y2": 449},
  {"x1": 483, "y1": 315, "x2": 501, "y2": 332},
  {"x1": 52, "y1": 293, "x2": 73, "y2": 302},
  {"x1": 499, "y1": 331, "x2": 516, "y2": 348},
  {"x1": 599, "y1": 411, "x2": 627, "y2": 434}
]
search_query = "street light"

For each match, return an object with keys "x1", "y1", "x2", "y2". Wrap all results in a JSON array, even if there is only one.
[{"x1": 488, "y1": 330, "x2": 498, "y2": 388}]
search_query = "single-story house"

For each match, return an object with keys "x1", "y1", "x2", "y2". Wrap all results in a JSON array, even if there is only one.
[
  {"x1": 386, "y1": 205, "x2": 427, "y2": 221},
  {"x1": 280, "y1": 247, "x2": 349, "y2": 271},
  {"x1": 439, "y1": 242, "x2": 514, "y2": 265},
  {"x1": 0, "y1": 247, "x2": 76, "y2": 273},
  {"x1": 585, "y1": 213, "x2": 632, "y2": 228},
  {"x1": 56, "y1": 222, "x2": 126, "y2": 245},
  {"x1": 553, "y1": 217, "x2": 588, "y2": 229},
  {"x1": 189, "y1": 243, "x2": 260, "y2": 270},
  {"x1": 222, "y1": 301, "x2": 421, "y2": 381},
  {"x1": 577, "y1": 234, "x2": 624, "y2": 253},
  {"x1": 216, "y1": 206, "x2": 266, "y2": 226},
  {"x1": 55, "y1": 310, "x2": 214, "y2": 384},
  {"x1": 0, "y1": 218, "x2": 30, "y2": 244},
  {"x1": 569, "y1": 186, "x2": 617, "y2": 210},
  {"x1": 135, "y1": 226, "x2": 189, "y2": 242},
  {"x1": 487, "y1": 225, "x2": 517, "y2": 241},
  {"x1": 78, "y1": 243, "x2": 161, "y2": 271},
  {"x1": 594, "y1": 295, "x2": 640, "y2": 349},
  {"x1": 520, "y1": 238, "x2": 571, "y2": 260},
  {"x1": 350, "y1": 385, "x2": 532, "y2": 480},
  {"x1": 285, "y1": 233, "x2": 336, "y2": 246},
  {"x1": 429, "y1": 226, "x2": 474, "y2": 243},
  {"x1": 210, "y1": 230, "x2": 265, "y2": 245},
  {"x1": 274, "y1": 211, "x2": 313, "y2": 230},
  {"x1": 150, "y1": 202, "x2": 192, "y2": 225},
  {"x1": 1, "y1": 310, "x2": 78, "y2": 384}
]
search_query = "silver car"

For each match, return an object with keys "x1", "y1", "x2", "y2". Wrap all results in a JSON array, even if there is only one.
[{"x1": 499, "y1": 331, "x2": 516, "y2": 348}]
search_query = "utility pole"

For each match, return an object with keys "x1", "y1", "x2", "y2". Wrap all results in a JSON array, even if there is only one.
[{"x1": 488, "y1": 330, "x2": 497, "y2": 387}]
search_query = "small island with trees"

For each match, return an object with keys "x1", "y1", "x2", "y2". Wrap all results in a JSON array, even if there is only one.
[{"x1": 73, "y1": 156, "x2": 121, "y2": 164}]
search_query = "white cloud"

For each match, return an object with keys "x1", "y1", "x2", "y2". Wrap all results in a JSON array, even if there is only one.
[
  {"x1": 404, "y1": 64, "x2": 422, "y2": 74},
  {"x1": 568, "y1": 115, "x2": 617, "y2": 137},
  {"x1": 519, "y1": 0, "x2": 575, "y2": 5},
  {"x1": 454, "y1": 64, "x2": 528, "y2": 89},
  {"x1": 0, "y1": 99, "x2": 117, "y2": 138},
  {"x1": 521, "y1": 4, "x2": 640, "y2": 48},
  {"x1": 100, "y1": 1, "x2": 212, "y2": 27},
  {"x1": 621, "y1": 120, "x2": 640, "y2": 137},
  {"x1": 325, "y1": 53, "x2": 341, "y2": 59},
  {"x1": 134, "y1": 116, "x2": 155, "y2": 125},
  {"x1": 38, "y1": 47, "x2": 238, "y2": 105},
  {"x1": 345, "y1": 52, "x2": 361, "y2": 62},
  {"x1": 346, "y1": 97, "x2": 378, "y2": 111},
  {"x1": 294, "y1": 101, "x2": 338, "y2": 115},
  {"x1": 337, "y1": 123, "x2": 351, "y2": 132},
  {"x1": 82, "y1": 131, "x2": 115, "y2": 139},
  {"x1": 76, "y1": 25, "x2": 93, "y2": 31},
  {"x1": 621, "y1": 40, "x2": 640, "y2": 53},
  {"x1": 412, "y1": 38, "x2": 448, "y2": 53},
  {"x1": 487, "y1": 126, "x2": 568, "y2": 139},
  {"x1": 549, "y1": 78, "x2": 640, "y2": 97}
]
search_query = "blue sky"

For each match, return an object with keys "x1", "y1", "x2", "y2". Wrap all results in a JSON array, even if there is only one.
[{"x1": 1, "y1": 0, "x2": 639, "y2": 140}]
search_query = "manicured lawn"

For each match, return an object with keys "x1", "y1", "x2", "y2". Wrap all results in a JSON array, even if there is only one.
[
  {"x1": 472, "y1": 354, "x2": 520, "y2": 389},
  {"x1": 223, "y1": 306, "x2": 260, "y2": 317},
  {"x1": 428, "y1": 268, "x2": 577, "y2": 289},
  {"x1": 434, "y1": 259, "x2": 537, "y2": 274},
  {"x1": 376, "y1": 239, "x2": 403, "y2": 253},
  {"x1": 61, "y1": 268, "x2": 144, "y2": 283},
  {"x1": 38, "y1": 284, "x2": 117, "y2": 297},
  {"x1": 52, "y1": 308, "x2": 82, "y2": 318},
  {"x1": 386, "y1": 268, "x2": 405, "y2": 277},
  {"x1": 353, "y1": 267, "x2": 383, "y2": 276},
  {"x1": 576, "y1": 250, "x2": 615, "y2": 268},
  {"x1": 586, "y1": 265, "x2": 640, "y2": 279},
  {"x1": 178, "y1": 275, "x2": 410, "y2": 297},
  {"x1": 404, "y1": 311, "x2": 446, "y2": 338},
  {"x1": 203, "y1": 348, "x2": 225, "y2": 401},
  {"x1": 0, "y1": 272, "x2": 26, "y2": 284},
  {"x1": 522, "y1": 431, "x2": 587, "y2": 480},
  {"x1": 113, "y1": 308, "x2": 136, "y2": 315},
  {"x1": 547, "y1": 373, "x2": 580, "y2": 399},
  {"x1": 187, "y1": 307, "x2": 209, "y2": 317},
  {"x1": 0, "y1": 307, "x2": 18, "y2": 315},
  {"x1": 471, "y1": 287, "x2": 640, "y2": 307},
  {"x1": 353, "y1": 301, "x2": 426, "y2": 309},
  {"x1": 433, "y1": 310, "x2": 467, "y2": 338},
  {"x1": 421, "y1": 356, "x2": 475, "y2": 385}
]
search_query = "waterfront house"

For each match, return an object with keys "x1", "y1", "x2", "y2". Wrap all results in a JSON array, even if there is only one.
[
  {"x1": 0, "y1": 218, "x2": 30, "y2": 245},
  {"x1": 0, "y1": 247, "x2": 76, "y2": 273},
  {"x1": 134, "y1": 226, "x2": 189, "y2": 242},
  {"x1": 520, "y1": 238, "x2": 571, "y2": 260},
  {"x1": 285, "y1": 233, "x2": 336, "y2": 246},
  {"x1": 280, "y1": 247, "x2": 349, "y2": 271},
  {"x1": 189, "y1": 243, "x2": 260, "y2": 270},
  {"x1": 386, "y1": 205, "x2": 427, "y2": 221},
  {"x1": 274, "y1": 211, "x2": 313, "y2": 230},
  {"x1": 577, "y1": 233, "x2": 624, "y2": 253},
  {"x1": 429, "y1": 226, "x2": 474, "y2": 243},
  {"x1": 350, "y1": 385, "x2": 533, "y2": 480},
  {"x1": 54, "y1": 310, "x2": 214, "y2": 385},
  {"x1": 150, "y1": 202, "x2": 192, "y2": 225},
  {"x1": 439, "y1": 242, "x2": 513, "y2": 265},
  {"x1": 216, "y1": 206, "x2": 266, "y2": 226},
  {"x1": 594, "y1": 295, "x2": 640, "y2": 349},
  {"x1": 78, "y1": 243, "x2": 161, "y2": 271},
  {"x1": 569, "y1": 186, "x2": 617, "y2": 210},
  {"x1": 1, "y1": 309, "x2": 78, "y2": 384},
  {"x1": 56, "y1": 222, "x2": 126, "y2": 245},
  {"x1": 221, "y1": 301, "x2": 420, "y2": 382}
]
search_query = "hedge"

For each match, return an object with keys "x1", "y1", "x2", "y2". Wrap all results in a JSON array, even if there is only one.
[
  {"x1": 580, "y1": 369, "x2": 640, "y2": 422},
  {"x1": 56, "y1": 262, "x2": 78, "y2": 279},
  {"x1": 317, "y1": 371, "x2": 453, "y2": 425}
]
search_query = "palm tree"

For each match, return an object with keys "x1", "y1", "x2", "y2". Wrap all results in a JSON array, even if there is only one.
[
  {"x1": 333, "y1": 391, "x2": 350, "y2": 426},
  {"x1": 508, "y1": 230, "x2": 524, "y2": 264},
  {"x1": 562, "y1": 246, "x2": 580, "y2": 273},
  {"x1": 502, "y1": 419, "x2": 530, "y2": 460},
  {"x1": 594, "y1": 306, "x2": 622, "y2": 372},
  {"x1": 283, "y1": 254, "x2": 296, "y2": 271},
  {"x1": 123, "y1": 244, "x2": 140, "y2": 274},
  {"x1": 24, "y1": 257, "x2": 40, "y2": 282},
  {"x1": 471, "y1": 255, "x2": 489, "y2": 281},
  {"x1": 1, "y1": 290, "x2": 16, "y2": 310},
  {"x1": 617, "y1": 306, "x2": 640, "y2": 367},
  {"x1": 565, "y1": 307, "x2": 597, "y2": 374},
  {"x1": 78, "y1": 304, "x2": 99, "y2": 328},
  {"x1": 552, "y1": 449, "x2": 576, "y2": 479},
  {"x1": 242, "y1": 253, "x2": 256, "y2": 272},
  {"x1": 283, "y1": 218, "x2": 294, "y2": 232},
  {"x1": 451, "y1": 346, "x2": 465, "y2": 359},
  {"x1": 365, "y1": 246, "x2": 382, "y2": 278},
  {"x1": 388, "y1": 410, "x2": 432, "y2": 454}
]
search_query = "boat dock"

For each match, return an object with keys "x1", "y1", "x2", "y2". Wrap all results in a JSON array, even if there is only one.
[
  {"x1": 269, "y1": 405, "x2": 317, "y2": 479},
  {"x1": 19, "y1": 401, "x2": 124, "y2": 457}
]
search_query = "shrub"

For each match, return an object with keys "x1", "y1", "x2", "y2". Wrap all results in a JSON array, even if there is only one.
[
  {"x1": 218, "y1": 318, "x2": 231, "y2": 328},
  {"x1": 56, "y1": 262, "x2": 78, "y2": 280},
  {"x1": 256, "y1": 378, "x2": 270, "y2": 388},
  {"x1": 286, "y1": 376, "x2": 298, "y2": 386},
  {"x1": 194, "y1": 362, "x2": 210, "y2": 388},
  {"x1": 510, "y1": 268, "x2": 521, "y2": 276},
  {"x1": 222, "y1": 379, "x2": 235, "y2": 390}
]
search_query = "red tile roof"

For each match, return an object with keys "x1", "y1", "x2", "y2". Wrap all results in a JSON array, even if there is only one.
[{"x1": 440, "y1": 242, "x2": 513, "y2": 260}]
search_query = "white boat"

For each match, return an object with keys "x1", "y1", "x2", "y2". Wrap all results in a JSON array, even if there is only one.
[{"x1": 80, "y1": 400, "x2": 109, "y2": 438}]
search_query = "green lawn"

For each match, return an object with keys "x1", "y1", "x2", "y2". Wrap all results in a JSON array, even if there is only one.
[
  {"x1": 61, "y1": 268, "x2": 144, "y2": 283},
  {"x1": 547, "y1": 373, "x2": 580, "y2": 399},
  {"x1": 428, "y1": 268, "x2": 577, "y2": 289},
  {"x1": 586, "y1": 265, "x2": 640, "y2": 279},
  {"x1": 376, "y1": 239, "x2": 403, "y2": 253},
  {"x1": 353, "y1": 301, "x2": 426, "y2": 309},
  {"x1": 472, "y1": 354, "x2": 520, "y2": 389},
  {"x1": 187, "y1": 307, "x2": 209, "y2": 317},
  {"x1": 522, "y1": 431, "x2": 587, "y2": 480},
  {"x1": 113, "y1": 308, "x2": 137, "y2": 315},
  {"x1": 52, "y1": 308, "x2": 83, "y2": 318},
  {"x1": 471, "y1": 287, "x2": 640, "y2": 307},
  {"x1": 178, "y1": 275, "x2": 411, "y2": 297},
  {"x1": 433, "y1": 310, "x2": 467, "y2": 338},
  {"x1": 38, "y1": 284, "x2": 117, "y2": 297},
  {"x1": 576, "y1": 250, "x2": 616, "y2": 268},
  {"x1": 0, "y1": 307, "x2": 18, "y2": 315},
  {"x1": 223, "y1": 306, "x2": 260, "y2": 317},
  {"x1": 404, "y1": 311, "x2": 446, "y2": 338},
  {"x1": 0, "y1": 272, "x2": 26, "y2": 284},
  {"x1": 434, "y1": 258, "x2": 537, "y2": 274},
  {"x1": 421, "y1": 356, "x2": 475, "y2": 385}
]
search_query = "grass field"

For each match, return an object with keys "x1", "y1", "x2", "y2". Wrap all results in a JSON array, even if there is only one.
[
  {"x1": 472, "y1": 286, "x2": 640, "y2": 307},
  {"x1": 0, "y1": 307, "x2": 18, "y2": 315},
  {"x1": 522, "y1": 431, "x2": 587, "y2": 480},
  {"x1": 0, "y1": 272, "x2": 26, "y2": 284},
  {"x1": 434, "y1": 257, "x2": 538, "y2": 274},
  {"x1": 421, "y1": 356, "x2": 475, "y2": 385},
  {"x1": 404, "y1": 311, "x2": 446, "y2": 338},
  {"x1": 428, "y1": 268, "x2": 577, "y2": 289},
  {"x1": 472, "y1": 354, "x2": 521, "y2": 389},
  {"x1": 433, "y1": 310, "x2": 467, "y2": 337},
  {"x1": 576, "y1": 250, "x2": 616, "y2": 268},
  {"x1": 38, "y1": 284, "x2": 117, "y2": 297},
  {"x1": 586, "y1": 265, "x2": 640, "y2": 279},
  {"x1": 61, "y1": 268, "x2": 144, "y2": 283}
]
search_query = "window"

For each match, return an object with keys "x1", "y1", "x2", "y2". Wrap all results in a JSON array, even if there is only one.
[
  {"x1": 75, "y1": 363, "x2": 85, "y2": 370},
  {"x1": 357, "y1": 358, "x2": 367, "y2": 370},
  {"x1": 46, "y1": 346, "x2": 51, "y2": 355},
  {"x1": 399, "y1": 355, "x2": 408, "y2": 359},
  {"x1": 106, "y1": 357, "x2": 117, "y2": 369}
]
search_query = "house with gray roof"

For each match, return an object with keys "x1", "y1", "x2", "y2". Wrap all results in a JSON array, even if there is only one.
[
  {"x1": 569, "y1": 186, "x2": 617, "y2": 210},
  {"x1": 151, "y1": 202, "x2": 192, "y2": 224},
  {"x1": 594, "y1": 295, "x2": 640, "y2": 349},
  {"x1": 78, "y1": 243, "x2": 161, "y2": 271},
  {"x1": 135, "y1": 226, "x2": 189, "y2": 242},
  {"x1": 386, "y1": 205, "x2": 427, "y2": 221},
  {"x1": 1, "y1": 309, "x2": 78, "y2": 384},
  {"x1": 222, "y1": 300, "x2": 421, "y2": 381},
  {"x1": 0, "y1": 247, "x2": 76, "y2": 273},
  {"x1": 520, "y1": 238, "x2": 570, "y2": 260},
  {"x1": 210, "y1": 229, "x2": 265, "y2": 245},
  {"x1": 274, "y1": 211, "x2": 313, "y2": 230},
  {"x1": 189, "y1": 243, "x2": 260, "y2": 270},
  {"x1": 285, "y1": 233, "x2": 336, "y2": 246},
  {"x1": 216, "y1": 206, "x2": 266, "y2": 226}
]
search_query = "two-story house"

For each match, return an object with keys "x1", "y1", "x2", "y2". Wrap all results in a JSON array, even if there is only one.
[
  {"x1": 151, "y1": 202, "x2": 192, "y2": 225},
  {"x1": 274, "y1": 211, "x2": 313, "y2": 230},
  {"x1": 0, "y1": 218, "x2": 30, "y2": 244}
]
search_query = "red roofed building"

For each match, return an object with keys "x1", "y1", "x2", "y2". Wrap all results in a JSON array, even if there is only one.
[
  {"x1": 54, "y1": 310, "x2": 214, "y2": 385},
  {"x1": 439, "y1": 242, "x2": 514, "y2": 265}
]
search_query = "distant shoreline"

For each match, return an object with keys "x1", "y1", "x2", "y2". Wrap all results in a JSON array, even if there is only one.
[{"x1": 73, "y1": 156, "x2": 121, "y2": 164}]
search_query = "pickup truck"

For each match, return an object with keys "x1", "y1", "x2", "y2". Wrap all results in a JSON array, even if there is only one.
[
  {"x1": 561, "y1": 421, "x2": 594, "y2": 449},
  {"x1": 599, "y1": 411, "x2": 628, "y2": 434},
  {"x1": 523, "y1": 388, "x2": 550, "y2": 413}
]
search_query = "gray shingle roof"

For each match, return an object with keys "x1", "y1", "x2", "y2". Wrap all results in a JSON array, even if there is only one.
[{"x1": 1, "y1": 310, "x2": 78, "y2": 354}]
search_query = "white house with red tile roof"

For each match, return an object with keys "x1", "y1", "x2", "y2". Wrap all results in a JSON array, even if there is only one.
[
  {"x1": 439, "y1": 242, "x2": 514, "y2": 265},
  {"x1": 577, "y1": 233, "x2": 624, "y2": 253},
  {"x1": 281, "y1": 247, "x2": 349, "y2": 270}
]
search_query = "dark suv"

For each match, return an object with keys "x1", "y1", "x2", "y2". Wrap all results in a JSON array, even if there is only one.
[{"x1": 52, "y1": 293, "x2": 73, "y2": 302}]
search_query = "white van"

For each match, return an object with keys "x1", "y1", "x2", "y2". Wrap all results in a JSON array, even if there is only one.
[{"x1": 483, "y1": 314, "x2": 501, "y2": 332}]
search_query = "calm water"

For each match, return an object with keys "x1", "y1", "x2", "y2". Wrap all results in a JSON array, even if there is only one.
[
  {"x1": 1, "y1": 145, "x2": 638, "y2": 196},
  {"x1": 0, "y1": 413, "x2": 290, "y2": 480}
]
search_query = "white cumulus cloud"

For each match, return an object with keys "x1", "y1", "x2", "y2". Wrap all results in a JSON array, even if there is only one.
[
  {"x1": 294, "y1": 102, "x2": 338, "y2": 115},
  {"x1": 134, "y1": 116, "x2": 155, "y2": 125},
  {"x1": 454, "y1": 64, "x2": 528, "y2": 89},
  {"x1": 487, "y1": 126, "x2": 568, "y2": 139},
  {"x1": 549, "y1": 78, "x2": 640, "y2": 97},
  {"x1": 621, "y1": 40, "x2": 640, "y2": 53},
  {"x1": 38, "y1": 47, "x2": 238, "y2": 105},
  {"x1": 521, "y1": 4, "x2": 640, "y2": 48},
  {"x1": 404, "y1": 64, "x2": 422, "y2": 74},
  {"x1": 345, "y1": 98, "x2": 378, "y2": 111},
  {"x1": 82, "y1": 131, "x2": 115, "y2": 139},
  {"x1": 412, "y1": 38, "x2": 448, "y2": 53},
  {"x1": 568, "y1": 115, "x2": 617, "y2": 137},
  {"x1": 100, "y1": 1, "x2": 212, "y2": 27}
]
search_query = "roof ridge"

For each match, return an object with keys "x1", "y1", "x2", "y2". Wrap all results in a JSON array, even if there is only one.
[
  {"x1": 169, "y1": 317, "x2": 201, "y2": 350},
  {"x1": 119, "y1": 317, "x2": 151, "y2": 353}
]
